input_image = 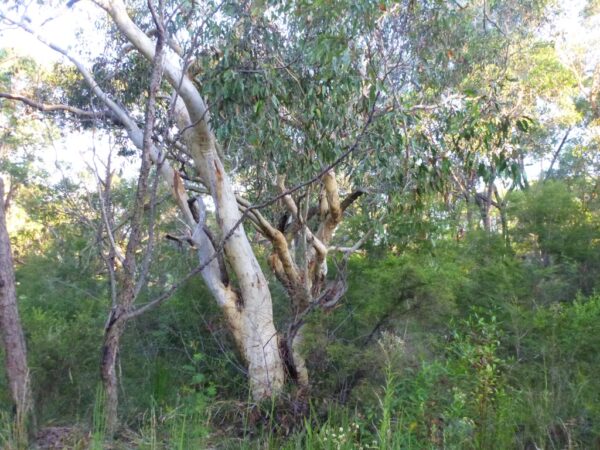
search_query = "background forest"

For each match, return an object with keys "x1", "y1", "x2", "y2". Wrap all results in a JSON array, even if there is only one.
[{"x1": 0, "y1": 0, "x2": 600, "y2": 449}]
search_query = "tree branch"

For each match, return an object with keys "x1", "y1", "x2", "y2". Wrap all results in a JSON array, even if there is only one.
[
  {"x1": 544, "y1": 127, "x2": 571, "y2": 182},
  {"x1": 328, "y1": 228, "x2": 373, "y2": 255},
  {"x1": 0, "y1": 92, "x2": 118, "y2": 122},
  {"x1": 0, "y1": 11, "x2": 236, "y2": 309},
  {"x1": 340, "y1": 188, "x2": 366, "y2": 212}
]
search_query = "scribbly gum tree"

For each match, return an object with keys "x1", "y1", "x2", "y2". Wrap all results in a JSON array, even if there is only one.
[
  {"x1": 1, "y1": 0, "x2": 554, "y2": 430},
  {"x1": 95, "y1": 0, "x2": 398, "y2": 412},
  {"x1": 0, "y1": 0, "x2": 392, "y2": 428},
  {"x1": 0, "y1": 0, "x2": 569, "y2": 437}
]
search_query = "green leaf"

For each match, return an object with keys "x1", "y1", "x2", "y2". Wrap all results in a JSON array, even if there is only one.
[{"x1": 271, "y1": 94, "x2": 279, "y2": 108}]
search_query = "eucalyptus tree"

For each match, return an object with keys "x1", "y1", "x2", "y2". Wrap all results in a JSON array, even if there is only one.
[
  {"x1": 0, "y1": 0, "x2": 390, "y2": 417},
  {"x1": 0, "y1": 0, "x2": 562, "y2": 432},
  {"x1": 379, "y1": 0, "x2": 576, "y2": 237}
]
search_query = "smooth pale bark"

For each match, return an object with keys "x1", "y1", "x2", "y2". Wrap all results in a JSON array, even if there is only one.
[
  {"x1": 5, "y1": 3, "x2": 367, "y2": 400},
  {"x1": 172, "y1": 102, "x2": 283, "y2": 396},
  {"x1": 8, "y1": 4, "x2": 285, "y2": 399},
  {"x1": 0, "y1": 177, "x2": 31, "y2": 442},
  {"x1": 13, "y1": 19, "x2": 271, "y2": 398},
  {"x1": 97, "y1": 0, "x2": 285, "y2": 399}
]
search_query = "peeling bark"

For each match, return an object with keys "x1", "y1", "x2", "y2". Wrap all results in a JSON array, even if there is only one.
[
  {"x1": 97, "y1": 0, "x2": 286, "y2": 399},
  {"x1": 268, "y1": 172, "x2": 364, "y2": 393},
  {"x1": 2, "y1": 1, "x2": 375, "y2": 404}
]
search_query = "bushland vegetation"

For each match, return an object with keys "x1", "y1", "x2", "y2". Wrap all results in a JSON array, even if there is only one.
[{"x1": 0, "y1": 0, "x2": 599, "y2": 448}]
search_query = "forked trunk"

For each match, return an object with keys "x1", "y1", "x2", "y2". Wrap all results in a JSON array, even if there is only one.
[{"x1": 270, "y1": 172, "x2": 356, "y2": 394}]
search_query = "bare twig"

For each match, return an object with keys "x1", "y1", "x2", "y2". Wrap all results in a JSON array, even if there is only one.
[
  {"x1": 328, "y1": 228, "x2": 374, "y2": 255},
  {"x1": 544, "y1": 127, "x2": 571, "y2": 182},
  {"x1": 0, "y1": 92, "x2": 117, "y2": 121}
]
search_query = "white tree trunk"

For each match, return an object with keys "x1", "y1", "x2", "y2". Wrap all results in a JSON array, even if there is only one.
[{"x1": 99, "y1": 0, "x2": 285, "y2": 399}]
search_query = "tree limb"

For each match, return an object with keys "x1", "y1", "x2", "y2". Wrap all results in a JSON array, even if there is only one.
[
  {"x1": 328, "y1": 228, "x2": 374, "y2": 255},
  {"x1": 0, "y1": 92, "x2": 118, "y2": 122},
  {"x1": 544, "y1": 127, "x2": 571, "y2": 182},
  {"x1": 340, "y1": 188, "x2": 366, "y2": 212}
]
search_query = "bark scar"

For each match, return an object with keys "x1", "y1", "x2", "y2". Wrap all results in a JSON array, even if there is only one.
[
  {"x1": 214, "y1": 160, "x2": 222, "y2": 181},
  {"x1": 279, "y1": 335, "x2": 299, "y2": 383},
  {"x1": 173, "y1": 171, "x2": 185, "y2": 197}
]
